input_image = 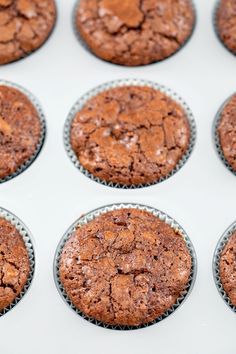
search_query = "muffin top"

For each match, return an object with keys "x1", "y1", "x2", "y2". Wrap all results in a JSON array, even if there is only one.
[
  {"x1": 217, "y1": 94, "x2": 236, "y2": 172},
  {"x1": 0, "y1": 0, "x2": 56, "y2": 65},
  {"x1": 59, "y1": 208, "x2": 192, "y2": 327},
  {"x1": 0, "y1": 217, "x2": 30, "y2": 311},
  {"x1": 216, "y1": 0, "x2": 236, "y2": 54},
  {"x1": 0, "y1": 85, "x2": 42, "y2": 180},
  {"x1": 220, "y1": 232, "x2": 236, "y2": 307},
  {"x1": 70, "y1": 85, "x2": 190, "y2": 186},
  {"x1": 75, "y1": 0, "x2": 195, "y2": 66}
]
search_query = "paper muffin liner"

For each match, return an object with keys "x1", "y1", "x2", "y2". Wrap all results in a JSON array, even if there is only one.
[
  {"x1": 213, "y1": 0, "x2": 236, "y2": 56},
  {"x1": 72, "y1": 0, "x2": 197, "y2": 66},
  {"x1": 54, "y1": 203, "x2": 197, "y2": 331},
  {"x1": 0, "y1": 80, "x2": 46, "y2": 184},
  {"x1": 213, "y1": 93, "x2": 236, "y2": 176},
  {"x1": 213, "y1": 221, "x2": 236, "y2": 313},
  {"x1": 0, "y1": 207, "x2": 35, "y2": 318},
  {"x1": 64, "y1": 78, "x2": 197, "y2": 189}
]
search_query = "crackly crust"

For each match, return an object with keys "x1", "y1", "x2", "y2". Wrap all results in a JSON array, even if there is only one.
[
  {"x1": 70, "y1": 86, "x2": 190, "y2": 186},
  {"x1": 59, "y1": 208, "x2": 192, "y2": 327},
  {"x1": 0, "y1": 0, "x2": 56, "y2": 64},
  {"x1": 217, "y1": 94, "x2": 236, "y2": 172},
  {"x1": 216, "y1": 0, "x2": 236, "y2": 54},
  {"x1": 76, "y1": 0, "x2": 195, "y2": 66},
  {"x1": 0, "y1": 217, "x2": 30, "y2": 311},
  {"x1": 220, "y1": 232, "x2": 236, "y2": 307},
  {"x1": 0, "y1": 85, "x2": 42, "y2": 179}
]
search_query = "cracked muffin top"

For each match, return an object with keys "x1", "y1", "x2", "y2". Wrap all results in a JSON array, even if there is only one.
[
  {"x1": 0, "y1": 85, "x2": 42, "y2": 180},
  {"x1": 0, "y1": 0, "x2": 56, "y2": 65},
  {"x1": 216, "y1": 0, "x2": 236, "y2": 55},
  {"x1": 70, "y1": 85, "x2": 191, "y2": 186},
  {"x1": 217, "y1": 94, "x2": 236, "y2": 172},
  {"x1": 75, "y1": 0, "x2": 195, "y2": 66},
  {"x1": 219, "y1": 232, "x2": 236, "y2": 307},
  {"x1": 0, "y1": 217, "x2": 30, "y2": 311},
  {"x1": 59, "y1": 208, "x2": 192, "y2": 327}
]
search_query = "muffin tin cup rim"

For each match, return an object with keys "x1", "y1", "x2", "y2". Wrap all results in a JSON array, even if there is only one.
[
  {"x1": 64, "y1": 78, "x2": 197, "y2": 189},
  {"x1": 0, "y1": 206, "x2": 35, "y2": 318},
  {"x1": 0, "y1": 79, "x2": 47, "y2": 184},
  {"x1": 72, "y1": 0, "x2": 197, "y2": 67},
  {"x1": 54, "y1": 202, "x2": 197, "y2": 331},
  {"x1": 213, "y1": 220, "x2": 236, "y2": 313},
  {"x1": 213, "y1": 0, "x2": 236, "y2": 57},
  {"x1": 212, "y1": 92, "x2": 236, "y2": 176}
]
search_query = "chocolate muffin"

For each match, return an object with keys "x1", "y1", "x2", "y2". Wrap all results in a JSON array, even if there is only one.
[
  {"x1": 216, "y1": 0, "x2": 236, "y2": 54},
  {"x1": 70, "y1": 85, "x2": 191, "y2": 186},
  {"x1": 75, "y1": 0, "x2": 195, "y2": 66},
  {"x1": 0, "y1": 0, "x2": 56, "y2": 65},
  {"x1": 0, "y1": 217, "x2": 30, "y2": 311},
  {"x1": 217, "y1": 94, "x2": 236, "y2": 172},
  {"x1": 0, "y1": 85, "x2": 42, "y2": 180},
  {"x1": 219, "y1": 231, "x2": 236, "y2": 307},
  {"x1": 59, "y1": 208, "x2": 192, "y2": 327}
]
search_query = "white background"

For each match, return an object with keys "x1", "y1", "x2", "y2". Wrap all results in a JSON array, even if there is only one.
[{"x1": 0, "y1": 0, "x2": 235, "y2": 353}]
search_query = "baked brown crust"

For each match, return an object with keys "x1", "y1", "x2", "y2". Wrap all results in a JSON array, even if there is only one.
[
  {"x1": 76, "y1": 0, "x2": 195, "y2": 66},
  {"x1": 0, "y1": 0, "x2": 56, "y2": 65},
  {"x1": 220, "y1": 232, "x2": 236, "y2": 307},
  {"x1": 0, "y1": 85, "x2": 42, "y2": 180},
  {"x1": 216, "y1": 0, "x2": 236, "y2": 54},
  {"x1": 217, "y1": 94, "x2": 236, "y2": 172},
  {"x1": 70, "y1": 85, "x2": 190, "y2": 186},
  {"x1": 0, "y1": 217, "x2": 30, "y2": 311},
  {"x1": 59, "y1": 208, "x2": 192, "y2": 327}
]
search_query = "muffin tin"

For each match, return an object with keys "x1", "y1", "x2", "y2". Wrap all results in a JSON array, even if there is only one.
[{"x1": 0, "y1": 0, "x2": 236, "y2": 353}]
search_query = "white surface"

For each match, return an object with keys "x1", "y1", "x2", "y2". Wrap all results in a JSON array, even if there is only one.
[{"x1": 0, "y1": 0, "x2": 235, "y2": 353}]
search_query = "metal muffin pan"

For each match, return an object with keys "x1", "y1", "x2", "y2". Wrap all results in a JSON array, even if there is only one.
[
  {"x1": 64, "y1": 78, "x2": 197, "y2": 189},
  {"x1": 54, "y1": 203, "x2": 197, "y2": 331},
  {"x1": 0, "y1": 0, "x2": 235, "y2": 353}
]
